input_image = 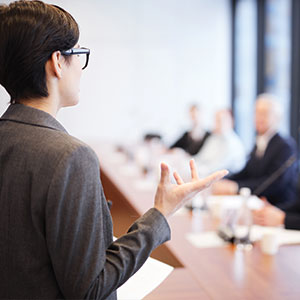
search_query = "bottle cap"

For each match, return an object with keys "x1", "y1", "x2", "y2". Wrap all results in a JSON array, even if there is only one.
[{"x1": 239, "y1": 187, "x2": 251, "y2": 197}]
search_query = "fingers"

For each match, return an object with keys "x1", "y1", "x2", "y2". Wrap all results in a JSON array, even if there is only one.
[
  {"x1": 252, "y1": 210, "x2": 265, "y2": 225},
  {"x1": 202, "y1": 169, "x2": 229, "y2": 187},
  {"x1": 159, "y1": 162, "x2": 170, "y2": 184},
  {"x1": 189, "y1": 159, "x2": 199, "y2": 180},
  {"x1": 173, "y1": 171, "x2": 184, "y2": 185},
  {"x1": 252, "y1": 212, "x2": 261, "y2": 225},
  {"x1": 191, "y1": 169, "x2": 229, "y2": 192}
]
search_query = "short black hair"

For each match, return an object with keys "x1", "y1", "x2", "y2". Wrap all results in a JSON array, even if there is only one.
[{"x1": 0, "y1": 0, "x2": 79, "y2": 103}]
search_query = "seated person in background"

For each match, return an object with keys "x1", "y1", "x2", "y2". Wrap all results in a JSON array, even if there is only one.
[
  {"x1": 253, "y1": 197, "x2": 300, "y2": 230},
  {"x1": 170, "y1": 104, "x2": 210, "y2": 155},
  {"x1": 194, "y1": 109, "x2": 246, "y2": 175},
  {"x1": 213, "y1": 94, "x2": 298, "y2": 209}
]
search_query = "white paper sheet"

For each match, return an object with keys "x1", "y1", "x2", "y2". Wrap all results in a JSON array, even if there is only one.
[
  {"x1": 117, "y1": 256, "x2": 174, "y2": 300},
  {"x1": 250, "y1": 225, "x2": 300, "y2": 245},
  {"x1": 186, "y1": 226, "x2": 300, "y2": 249},
  {"x1": 186, "y1": 231, "x2": 228, "y2": 248}
]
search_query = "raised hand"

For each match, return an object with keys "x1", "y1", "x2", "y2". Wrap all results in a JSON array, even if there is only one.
[{"x1": 154, "y1": 159, "x2": 228, "y2": 218}]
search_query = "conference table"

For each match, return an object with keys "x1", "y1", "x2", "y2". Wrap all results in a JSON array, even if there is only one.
[{"x1": 90, "y1": 142, "x2": 300, "y2": 300}]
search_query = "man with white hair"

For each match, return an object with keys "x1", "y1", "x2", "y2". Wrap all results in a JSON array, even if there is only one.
[{"x1": 213, "y1": 94, "x2": 298, "y2": 209}]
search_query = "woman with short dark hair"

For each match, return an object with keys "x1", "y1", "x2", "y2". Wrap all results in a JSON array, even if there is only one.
[
  {"x1": 0, "y1": 1, "x2": 226, "y2": 299},
  {"x1": 0, "y1": 1, "x2": 80, "y2": 102}
]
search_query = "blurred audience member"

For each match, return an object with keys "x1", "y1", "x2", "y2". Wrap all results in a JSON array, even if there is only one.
[
  {"x1": 170, "y1": 104, "x2": 210, "y2": 155},
  {"x1": 194, "y1": 109, "x2": 246, "y2": 175},
  {"x1": 253, "y1": 197, "x2": 300, "y2": 230},
  {"x1": 213, "y1": 94, "x2": 298, "y2": 209}
]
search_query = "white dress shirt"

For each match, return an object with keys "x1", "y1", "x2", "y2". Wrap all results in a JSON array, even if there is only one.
[
  {"x1": 194, "y1": 130, "x2": 246, "y2": 176},
  {"x1": 255, "y1": 130, "x2": 276, "y2": 158}
]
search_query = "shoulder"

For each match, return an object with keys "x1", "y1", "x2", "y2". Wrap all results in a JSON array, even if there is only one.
[
  {"x1": 267, "y1": 134, "x2": 297, "y2": 161},
  {"x1": 272, "y1": 133, "x2": 296, "y2": 150},
  {"x1": 51, "y1": 133, "x2": 99, "y2": 166},
  {"x1": 46, "y1": 135, "x2": 102, "y2": 196},
  {"x1": 32, "y1": 129, "x2": 99, "y2": 176}
]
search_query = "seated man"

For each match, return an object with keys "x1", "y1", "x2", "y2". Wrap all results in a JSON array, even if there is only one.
[
  {"x1": 213, "y1": 94, "x2": 298, "y2": 209},
  {"x1": 170, "y1": 104, "x2": 211, "y2": 155},
  {"x1": 194, "y1": 109, "x2": 246, "y2": 175},
  {"x1": 253, "y1": 198, "x2": 300, "y2": 230}
]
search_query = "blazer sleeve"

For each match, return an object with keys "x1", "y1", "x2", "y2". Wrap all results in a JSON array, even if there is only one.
[
  {"x1": 284, "y1": 200, "x2": 300, "y2": 230},
  {"x1": 284, "y1": 213, "x2": 300, "y2": 230},
  {"x1": 46, "y1": 144, "x2": 171, "y2": 299}
]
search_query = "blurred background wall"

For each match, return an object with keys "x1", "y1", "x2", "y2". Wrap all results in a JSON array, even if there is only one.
[{"x1": 0, "y1": 0, "x2": 231, "y2": 145}]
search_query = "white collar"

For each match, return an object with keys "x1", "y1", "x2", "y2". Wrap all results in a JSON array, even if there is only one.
[{"x1": 255, "y1": 129, "x2": 276, "y2": 157}]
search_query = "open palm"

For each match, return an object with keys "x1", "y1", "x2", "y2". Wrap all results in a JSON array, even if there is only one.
[{"x1": 154, "y1": 160, "x2": 228, "y2": 218}]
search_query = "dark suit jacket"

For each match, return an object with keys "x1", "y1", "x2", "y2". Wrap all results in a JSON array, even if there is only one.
[
  {"x1": 284, "y1": 199, "x2": 300, "y2": 230},
  {"x1": 0, "y1": 104, "x2": 170, "y2": 299},
  {"x1": 228, "y1": 133, "x2": 298, "y2": 209},
  {"x1": 170, "y1": 131, "x2": 211, "y2": 155}
]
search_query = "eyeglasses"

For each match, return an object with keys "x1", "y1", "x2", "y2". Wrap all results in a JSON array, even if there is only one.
[{"x1": 61, "y1": 47, "x2": 90, "y2": 70}]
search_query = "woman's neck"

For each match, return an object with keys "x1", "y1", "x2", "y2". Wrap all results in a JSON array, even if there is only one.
[{"x1": 17, "y1": 96, "x2": 60, "y2": 118}]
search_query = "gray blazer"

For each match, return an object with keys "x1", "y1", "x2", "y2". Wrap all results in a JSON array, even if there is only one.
[{"x1": 0, "y1": 104, "x2": 170, "y2": 299}]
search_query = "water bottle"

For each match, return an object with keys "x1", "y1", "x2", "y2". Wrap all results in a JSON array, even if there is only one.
[{"x1": 233, "y1": 187, "x2": 253, "y2": 250}]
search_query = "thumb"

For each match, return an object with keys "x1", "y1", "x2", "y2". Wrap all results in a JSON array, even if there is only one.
[{"x1": 159, "y1": 162, "x2": 170, "y2": 185}]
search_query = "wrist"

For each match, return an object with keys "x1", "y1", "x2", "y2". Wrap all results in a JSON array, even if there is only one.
[
  {"x1": 279, "y1": 210, "x2": 286, "y2": 226},
  {"x1": 154, "y1": 204, "x2": 170, "y2": 219}
]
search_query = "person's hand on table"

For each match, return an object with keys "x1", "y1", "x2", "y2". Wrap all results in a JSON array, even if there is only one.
[
  {"x1": 252, "y1": 197, "x2": 285, "y2": 227},
  {"x1": 154, "y1": 159, "x2": 228, "y2": 218},
  {"x1": 211, "y1": 179, "x2": 239, "y2": 195}
]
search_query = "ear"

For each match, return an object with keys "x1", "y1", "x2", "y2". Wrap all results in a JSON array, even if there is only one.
[{"x1": 45, "y1": 51, "x2": 64, "y2": 79}]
